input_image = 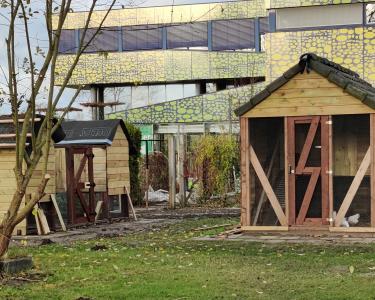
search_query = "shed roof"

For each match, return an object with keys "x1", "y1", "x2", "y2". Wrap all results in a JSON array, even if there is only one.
[
  {"x1": 235, "y1": 53, "x2": 375, "y2": 116},
  {"x1": 57, "y1": 119, "x2": 136, "y2": 154},
  {"x1": 0, "y1": 114, "x2": 65, "y2": 147}
]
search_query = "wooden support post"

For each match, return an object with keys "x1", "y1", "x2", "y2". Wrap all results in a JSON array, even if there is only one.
[
  {"x1": 240, "y1": 117, "x2": 251, "y2": 226},
  {"x1": 328, "y1": 116, "x2": 334, "y2": 225},
  {"x1": 371, "y1": 114, "x2": 375, "y2": 227},
  {"x1": 177, "y1": 133, "x2": 186, "y2": 206},
  {"x1": 321, "y1": 116, "x2": 330, "y2": 225},
  {"x1": 51, "y1": 194, "x2": 67, "y2": 231},
  {"x1": 168, "y1": 135, "x2": 176, "y2": 209},
  {"x1": 65, "y1": 148, "x2": 75, "y2": 225},
  {"x1": 335, "y1": 147, "x2": 371, "y2": 227},
  {"x1": 284, "y1": 117, "x2": 289, "y2": 225},
  {"x1": 125, "y1": 186, "x2": 137, "y2": 221},
  {"x1": 287, "y1": 117, "x2": 296, "y2": 225}
]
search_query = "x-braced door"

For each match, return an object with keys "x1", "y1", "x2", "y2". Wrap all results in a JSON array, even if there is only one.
[
  {"x1": 66, "y1": 147, "x2": 96, "y2": 224},
  {"x1": 287, "y1": 116, "x2": 329, "y2": 226}
]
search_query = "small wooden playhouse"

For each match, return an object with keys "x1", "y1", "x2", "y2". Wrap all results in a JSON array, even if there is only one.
[
  {"x1": 0, "y1": 115, "x2": 64, "y2": 235},
  {"x1": 55, "y1": 119, "x2": 135, "y2": 225},
  {"x1": 235, "y1": 53, "x2": 375, "y2": 233}
]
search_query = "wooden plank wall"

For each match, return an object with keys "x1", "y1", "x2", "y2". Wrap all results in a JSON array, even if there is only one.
[
  {"x1": 333, "y1": 115, "x2": 370, "y2": 176},
  {"x1": 107, "y1": 127, "x2": 130, "y2": 195},
  {"x1": 55, "y1": 147, "x2": 107, "y2": 192},
  {"x1": 243, "y1": 71, "x2": 374, "y2": 118},
  {"x1": 26, "y1": 144, "x2": 56, "y2": 201},
  {"x1": 0, "y1": 149, "x2": 26, "y2": 234}
]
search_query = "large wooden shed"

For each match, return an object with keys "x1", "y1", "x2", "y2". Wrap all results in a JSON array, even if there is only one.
[
  {"x1": 0, "y1": 115, "x2": 64, "y2": 235},
  {"x1": 55, "y1": 119, "x2": 135, "y2": 225},
  {"x1": 235, "y1": 53, "x2": 375, "y2": 233}
]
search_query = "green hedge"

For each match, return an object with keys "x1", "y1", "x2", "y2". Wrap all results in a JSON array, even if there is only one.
[{"x1": 125, "y1": 122, "x2": 142, "y2": 205}]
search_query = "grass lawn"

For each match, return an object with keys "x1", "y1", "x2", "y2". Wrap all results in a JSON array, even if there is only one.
[{"x1": 2, "y1": 217, "x2": 375, "y2": 299}]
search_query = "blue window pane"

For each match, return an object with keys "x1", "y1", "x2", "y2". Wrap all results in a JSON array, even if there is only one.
[
  {"x1": 212, "y1": 19, "x2": 255, "y2": 51},
  {"x1": 167, "y1": 22, "x2": 208, "y2": 49},
  {"x1": 58, "y1": 30, "x2": 76, "y2": 54},
  {"x1": 122, "y1": 25, "x2": 162, "y2": 51},
  {"x1": 82, "y1": 27, "x2": 118, "y2": 53}
]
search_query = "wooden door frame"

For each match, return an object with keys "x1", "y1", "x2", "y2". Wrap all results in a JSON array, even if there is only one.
[
  {"x1": 65, "y1": 146, "x2": 96, "y2": 224},
  {"x1": 286, "y1": 116, "x2": 330, "y2": 226}
]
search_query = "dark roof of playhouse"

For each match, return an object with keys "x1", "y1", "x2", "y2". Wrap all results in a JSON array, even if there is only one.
[
  {"x1": 235, "y1": 53, "x2": 375, "y2": 116},
  {"x1": 0, "y1": 114, "x2": 65, "y2": 147},
  {"x1": 56, "y1": 119, "x2": 136, "y2": 153}
]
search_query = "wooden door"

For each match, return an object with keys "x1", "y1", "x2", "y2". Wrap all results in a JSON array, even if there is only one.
[
  {"x1": 287, "y1": 116, "x2": 329, "y2": 226},
  {"x1": 66, "y1": 147, "x2": 96, "y2": 224}
]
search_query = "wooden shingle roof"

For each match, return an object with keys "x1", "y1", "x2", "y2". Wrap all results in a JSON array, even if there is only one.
[{"x1": 235, "y1": 53, "x2": 375, "y2": 116}]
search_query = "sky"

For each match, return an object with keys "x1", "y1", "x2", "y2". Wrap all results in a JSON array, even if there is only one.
[{"x1": 0, "y1": 0, "x2": 232, "y2": 118}]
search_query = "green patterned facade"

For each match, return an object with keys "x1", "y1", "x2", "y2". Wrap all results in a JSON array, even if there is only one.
[
  {"x1": 108, "y1": 83, "x2": 266, "y2": 124},
  {"x1": 56, "y1": 51, "x2": 265, "y2": 86}
]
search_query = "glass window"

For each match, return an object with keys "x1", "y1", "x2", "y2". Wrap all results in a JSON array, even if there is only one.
[
  {"x1": 123, "y1": 25, "x2": 163, "y2": 51},
  {"x1": 82, "y1": 27, "x2": 118, "y2": 53},
  {"x1": 149, "y1": 85, "x2": 166, "y2": 105},
  {"x1": 366, "y1": 4, "x2": 375, "y2": 24},
  {"x1": 58, "y1": 30, "x2": 76, "y2": 54},
  {"x1": 276, "y1": 4, "x2": 363, "y2": 30},
  {"x1": 167, "y1": 22, "x2": 208, "y2": 49},
  {"x1": 183, "y1": 84, "x2": 199, "y2": 98},
  {"x1": 131, "y1": 86, "x2": 149, "y2": 108},
  {"x1": 212, "y1": 19, "x2": 255, "y2": 51},
  {"x1": 259, "y1": 17, "x2": 269, "y2": 52},
  {"x1": 166, "y1": 84, "x2": 184, "y2": 101}
]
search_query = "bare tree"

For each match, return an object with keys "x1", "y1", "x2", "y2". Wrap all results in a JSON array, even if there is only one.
[{"x1": 0, "y1": 0, "x2": 117, "y2": 258}]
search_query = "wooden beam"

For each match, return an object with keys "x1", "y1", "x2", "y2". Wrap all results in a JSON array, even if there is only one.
[
  {"x1": 296, "y1": 167, "x2": 320, "y2": 225},
  {"x1": 125, "y1": 186, "x2": 137, "y2": 221},
  {"x1": 329, "y1": 227, "x2": 375, "y2": 233},
  {"x1": 168, "y1": 135, "x2": 176, "y2": 209},
  {"x1": 0, "y1": 133, "x2": 32, "y2": 138},
  {"x1": 295, "y1": 116, "x2": 320, "y2": 174},
  {"x1": 241, "y1": 226, "x2": 289, "y2": 232},
  {"x1": 335, "y1": 147, "x2": 371, "y2": 227},
  {"x1": 321, "y1": 116, "x2": 330, "y2": 225},
  {"x1": 328, "y1": 116, "x2": 334, "y2": 225},
  {"x1": 371, "y1": 114, "x2": 375, "y2": 227},
  {"x1": 0, "y1": 118, "x2": 41, "y2": 124},
  {"x1": 253, "y1": 136, "x2": 280, "y2": 225},
  {"x1": 287, "y1": 117, "x2": 296, "y2": 225},
  {"x1": 51, "y1": 194, "x2": 67, "y2": 231},
  {"x1": 240, "y1": 118, "x2": 251, "y2": 226},
  {"x1": 250, "y1": 145, "x2": 287, "y2": 226},
  {"x1": 284, "y1": 117, "x2": 289, "y2": 225}
]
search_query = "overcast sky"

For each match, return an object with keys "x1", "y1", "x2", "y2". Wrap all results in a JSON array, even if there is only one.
[{"x1": 0, "y1": 0, "x2": 231, "y2": 118}]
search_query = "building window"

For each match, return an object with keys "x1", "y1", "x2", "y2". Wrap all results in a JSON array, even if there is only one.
[
  {"x1": 259, "y1": 17, "x2": 269, "y2": 52},
  {"x1": 276, "y1": 4, "x2": 363, "y2": 30},
  {"x1": 366, "y1": 4, "x2": 375, "y2": 24},
  {"x1": 109, "y1": 195, "x2": 122, "y2": 213},
  {"x1": 167, "y1": 22, "x2": 208, "y2": 49},
  {"x1": 212, "y1": 19, "x2": 255, "y2": 51},
  {"x1": 82, "y1": 27, "x2": 119, "y2": 53},
  {"x1": 122, "y1": 25, "x2": 163, "y2": 51},
  {"x1": 58, "y1": 30, "x2": 76, "y2": 54}
]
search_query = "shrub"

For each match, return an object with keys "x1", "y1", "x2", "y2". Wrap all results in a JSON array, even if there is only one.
[
  {"x1": 125, "y1": 122, "x2": 142, "y2": 205},
  {"x1": 192, "y1": 134, "x2": 239, "y2": 202}
]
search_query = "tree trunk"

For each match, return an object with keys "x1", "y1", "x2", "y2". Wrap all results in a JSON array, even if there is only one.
[{"x1": 0, "y1": 226, "x2": 13, "y2": 259}]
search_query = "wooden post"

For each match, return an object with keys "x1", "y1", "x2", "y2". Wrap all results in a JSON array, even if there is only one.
[
  {"x1": 65, "y1": 148, "x2": 75, "y2": 225},
  {"x1": 240, "y1": 117, "x2": 251, "y2": 226},
  {"x1": 328, "y1": 116, "x2": 334, "y2": 225},
  {"x1": 168, "y1": 135, "x2": 176, "y2": 209},
  {"x1": 284, "y1": 117, "x2": 289, "y2": 225},
  {"x1": 177, "y1": 134, "x2": 186, "y2": 206},
  {"x1": 371, "y1": 114, "x2": 375, "y2": 227}
]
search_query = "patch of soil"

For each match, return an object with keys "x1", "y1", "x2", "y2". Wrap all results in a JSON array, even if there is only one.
[{"x1": 1, "y1": 270, "x2": 48, "y2": 287}]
